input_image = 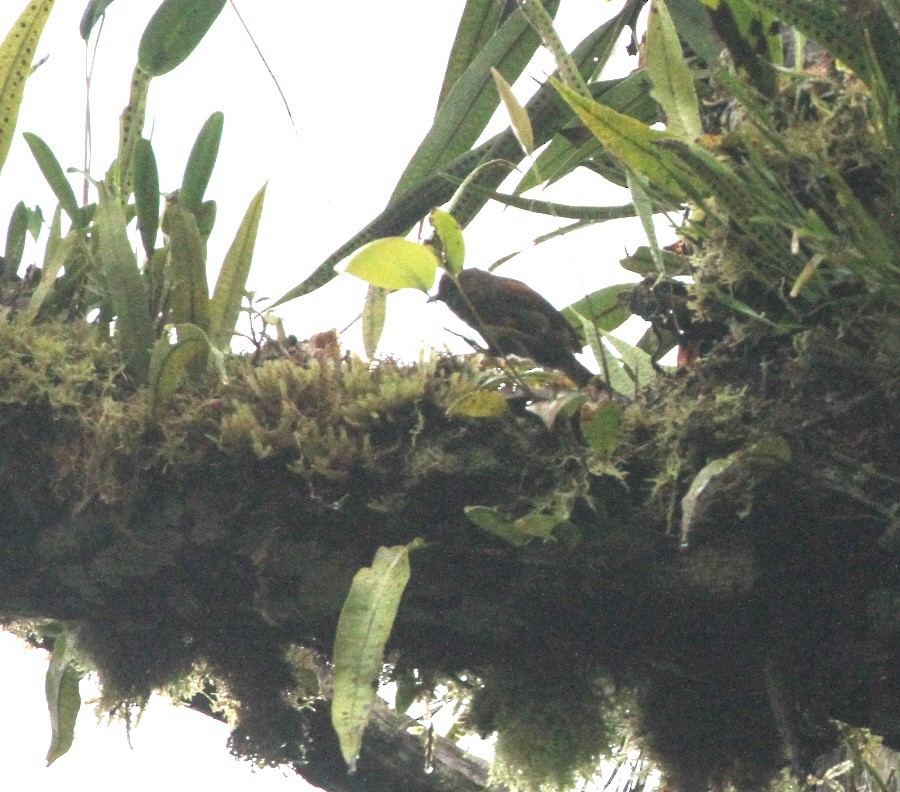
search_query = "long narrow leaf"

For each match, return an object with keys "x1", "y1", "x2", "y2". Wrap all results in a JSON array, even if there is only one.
[
  {"x1": 515, "y1": 70, "x2": 658, "y2": 194},
  {"x1": 362, "y1": 285, "x2": 387, "y2": 361},
  {"x1": 516, "y1": 0, "x2": 590, "y2": 98},
  {"x1": 390, "y1": 0, "x2": 560, "y2": 201},
  {"x1": 22, "y1": 228, "x2": 78, "y2": 323},
  {"x1": 2, "y1": 200, "x2": 29, "y2": 281},
  {"x1": 209, "y1": 183, "x2": 266, "y2": 349},
  {"x1": 133, "y1": 137, "x2": 160, "y2": 258},
  {"x1": 437, "y1": 0, "x2": 506, "y2": 110},
  {"x1": 23, "y1": 133, "x2": 82, "y2": 228},
  {"x1": 0, "y1": 1, "x2": 55, "y2": 174},
  {"x1": 332, "y1": 543, "x2": 417, "y2": 771},
  {"x1": 646, "y1": 0, "x2": 702, "y2": 140},
  {"x1": 180, "y1": 111, "x2": 224, "y2": 211},
  {"x1": 555, "y1": 80, "x2": 702, "y2": 202},
  {"x1": 163, "y1": 201, "x2": 210, "y2": 331},
  {"x1": 45, "y1": 634, "x2": 82, "y2": 766},
  {"x1": 95, "y1": 189, "x2": 154, "y2": 378}
]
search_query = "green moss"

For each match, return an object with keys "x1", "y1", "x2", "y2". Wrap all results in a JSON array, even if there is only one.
[{"x1": 469, "y1": 668, "x2": 614, "y2": 792}]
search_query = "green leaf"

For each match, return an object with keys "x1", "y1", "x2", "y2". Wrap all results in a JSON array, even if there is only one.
[
  {"x1": 22, "y1": 228, "x2": 78, "y2": 323},
  {"x1": 138, "y1": 0, "x2": 226, "y2": 77},
  {"x1": 446, "y1": 390, "x2": 509, "y2": 418},
  {"x1": 390, "y1": 0, "x2": 560, "y2": 200},
  {"x1": 0, "y1": 1, "x2": 55, "y2": 176},
  {"x1": 579, "y1": 316, "x2": 634, "y2": 396},
  {"x1": 162, "y1": 200, "x2": 210, "y2": 331},
  {"x1": 344, "y1": 238, "x2": 438, "y2": 292},
  {"x1": 80, "y1": 0, "x2": 116, "y2": 40},
  {"x1": 515, "y1": 71, "x2": 659, "y2": 194},
  {"x1": 209, "y1": 183, "x2": 266, "y2": 349},
  {"x1": 332, "y1": 543, "x2": 418, "y2": 771},
  {"x1": 45, "y1": 634, "x2": 82, "y2": 766},
  {"x1": 491, "y1": 66, "x2": 534, "y2": 154},
  {"x1": 464, "y1": 506, "x2": 531, "y2": 547},
  {"x1": 2, "y1": 200, "x2": 29, "y2": 280},
  {"x1": 646, "y1": 0, "x2": 702, "y2": 141},
  {"x1": 514, "y1": 513, "x2": 561, "y2": 539},
  {"x1": 600, "y1": 328, "x2": 658, "y2": 391},
  {"x1": 148, "y1": 323, "x2": 211, "y2": 419},
  {"x1": 464, "y1": 506, "x2": 562, "y2": 545},
  {"x1": 627, "y1": 170, "x2": 664, "y2": 272},
  {"x1": 526, "y1": 392, "x2": 587, "y2": 429},
  {"x1": 704, "y1": 0, "x2": 779, "y2": 96},
  {"x1": 180, "y1": 111, "x2": 224, "y2": 212},
  {"x1": 429, "y1": 209, "x2": 465, "y2": 274},
  {"x1": 554, "y1": 80, "x2": 702, "y2": 203},
  {"x1": 95, "y1": 188, "x2": 154, "y2": 378},
  {"x1": 563, "y1": 284, "x2": 633, "y2": 332},
  {"x1": 23, "y1": 133, "x2": 82, "y2": 229},
  {"x1": 680, "y1": 457, "x2": 734, "y2": 548},
  {"x1": 665, "y1": 0, "x2": 723, "y2": 66},
  {"x1": 133, "y1": 137, "x2": 160, "y2": 258},
  {"x1": 436, "y1": 0, "x2": 506, "y2": 109},
  {"x1": 620, "y1": 245, "x2": 691, "y2": 277},
  {"x1": 362, "y1": 285, "x2": 387, "y2": 361},
  {"x1": 581, "y1": 400, "x2": 624, "y2": 453},
  {"x1": 515, "y1": 0, "x2": 590, "y2": 98},
  {"x1": 680, "y1": 435, "x2": 791, "y2": 548}
]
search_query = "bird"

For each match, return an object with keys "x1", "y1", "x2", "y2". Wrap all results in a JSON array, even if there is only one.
[{"x1": 435, "y1": 268, "x2": 595, "y2": 386}]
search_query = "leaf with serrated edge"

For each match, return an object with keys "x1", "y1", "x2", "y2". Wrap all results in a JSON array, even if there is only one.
[{"x1": 332, "y1": 544, "x2": 417, "y2": 771}]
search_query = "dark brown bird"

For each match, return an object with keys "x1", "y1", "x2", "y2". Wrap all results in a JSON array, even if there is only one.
[{"x1": 435, "y1": 268, "x2": 594, "y2": 386}]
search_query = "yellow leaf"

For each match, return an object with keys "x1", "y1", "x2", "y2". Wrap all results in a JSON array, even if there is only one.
[
  {"x1": 446, "y1": 390, "x2": 509, "y2": 418},
  {"x1": 0, "y1": 1, "x2": 55, "y2": 174},
  {"x1": 344, "y1": 237, "x2": 439, "y2": 292}
]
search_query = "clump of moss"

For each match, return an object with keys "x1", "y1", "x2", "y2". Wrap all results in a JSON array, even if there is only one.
[
  {"x1": 217, "y1": 355, "x2": 438, "y2": 479},
  {"x1": 468, "y1": 665, "x2": 613, "y2": 791}
]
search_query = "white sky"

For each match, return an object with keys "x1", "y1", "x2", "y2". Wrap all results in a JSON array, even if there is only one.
[{"x1": 0, "y1": 0, "x2": 661, "y2": 784}]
